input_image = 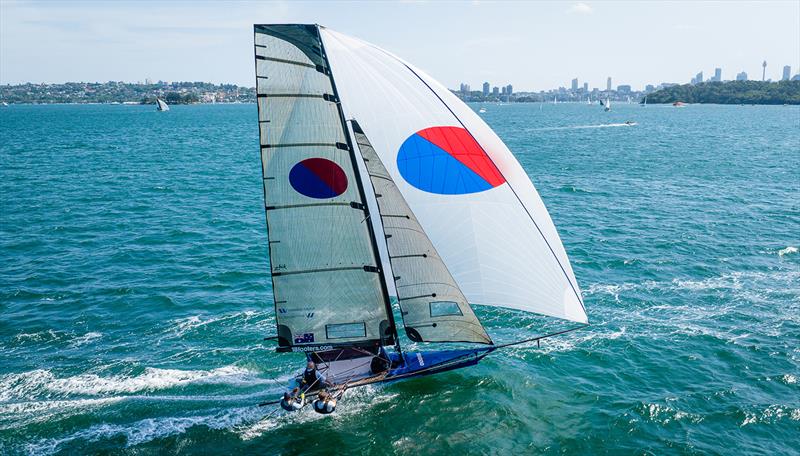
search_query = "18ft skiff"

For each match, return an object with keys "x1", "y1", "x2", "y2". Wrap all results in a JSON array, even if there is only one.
[{"x1": 253, "y1": 24, "x2": 588, "y2": 405}]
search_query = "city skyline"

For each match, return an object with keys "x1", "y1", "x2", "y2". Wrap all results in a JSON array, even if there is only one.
[
  {"x1": 2, "y1": 1, "x2": 799, "y2": 91},
  {"x1": 458, "y1": 59, "x2": 799, "y2": 97}
]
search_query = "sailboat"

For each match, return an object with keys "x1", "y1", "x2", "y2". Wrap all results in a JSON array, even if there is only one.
[
  {"x1": 601, "y1": 97, "x2": 611, "y2": 112},
  {"x1": 586, "y1": 96, "x2": 592, "y2": 105},
  {"x1": 155, "y1": 98, "x2": 169, "y2": 111},
  {"x1": 253, "y1": 24, "x2": 588, "y2": 409}
]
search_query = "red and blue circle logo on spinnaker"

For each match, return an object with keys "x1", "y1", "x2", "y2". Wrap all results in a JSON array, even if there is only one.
[
  {"x1": 289, "y1": 158, "x2": 348, "y2": 199},
  {"x1": 397, "y1": 126, "x2": 505, "y2": 194}
]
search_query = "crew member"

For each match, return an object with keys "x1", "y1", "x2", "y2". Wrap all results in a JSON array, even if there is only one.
[
  {"x1": 312, "y1": 390, "x2": 337, "y2": 414},
  {"x1": 300, "y1": 361, "x2": 329, "y2": 392},
  {"x1": 280, "y1": 387, "x2": 304, "y2": 412}
]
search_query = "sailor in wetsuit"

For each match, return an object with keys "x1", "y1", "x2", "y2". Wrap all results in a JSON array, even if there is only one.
[{"x1": 299, "y1": 361, "x2": 329, "y2": 392}]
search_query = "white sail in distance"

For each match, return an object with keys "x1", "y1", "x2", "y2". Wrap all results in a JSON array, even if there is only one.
[{"x1": 320, "y1": 27, "x2": 587, "y2": 324}]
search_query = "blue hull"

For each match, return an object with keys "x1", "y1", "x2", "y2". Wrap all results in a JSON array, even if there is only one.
[{"x1": 383, "y1": 347, "x2": 495, "y2": 382}]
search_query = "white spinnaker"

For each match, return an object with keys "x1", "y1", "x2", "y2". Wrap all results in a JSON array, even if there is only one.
[{"x1": 321, "y1": 28, "x2": 587, "y2": 324}]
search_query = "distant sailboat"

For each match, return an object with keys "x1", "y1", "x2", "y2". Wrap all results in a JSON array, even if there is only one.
[
  {"x1": 156, "y1": 98, "x2": 169, "y2": 111},
  {"x1": 586, "y1": 96, "x2": 592, "y2": 105},
  {"x1": 253, "y1": 24, "x2": 588, "y2": 412},
  {"x1": 600, "y1": 97, "x2": 611, "y2": 112},
  {"x1": 553, "y1": 96, "x2": 557, "y2": 104},
  {"x1": 640, "y1": 95, "x2": 647, "y2": 106}
]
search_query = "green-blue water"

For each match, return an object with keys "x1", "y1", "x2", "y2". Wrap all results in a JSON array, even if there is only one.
[{"x1": 1, "y1": 103, "x2": 798, "y2": 455}]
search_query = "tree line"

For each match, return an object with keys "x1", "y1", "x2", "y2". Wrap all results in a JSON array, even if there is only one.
[{"x1": 645, "y1": 80, "x2": 800, "y2": 105}]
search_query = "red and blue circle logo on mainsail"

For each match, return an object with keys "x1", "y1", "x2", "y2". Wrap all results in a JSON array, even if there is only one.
[
  {"x1": 397, "y1": 126, "x2": 505, "y2": 194},
  {"x1": 289, "y1": 158, "x2": 348, "y2": 199}
]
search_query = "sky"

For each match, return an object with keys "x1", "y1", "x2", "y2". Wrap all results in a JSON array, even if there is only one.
[{"x1": 1, "y1": 0, "x2": 799, "y2": 91}]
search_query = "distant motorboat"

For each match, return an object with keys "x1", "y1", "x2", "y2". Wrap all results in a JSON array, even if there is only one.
[
  {"x1": 156, "y1": 98, "x2": 170, "y2": 111},
  {"x1": 673, "y1": 101, "x2": 686, "y2": 107},
  {"x1": 479, "y1": 107, "x2": 487, "y2": 113},
  {"x1": 624, "y1": 121, "x2": 637, "y2": 126},
  {"x1": 1, "y1": 102, "x2": 8, "y2": 107}
]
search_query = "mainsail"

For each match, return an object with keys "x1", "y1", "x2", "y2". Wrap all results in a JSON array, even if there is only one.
[
  {"x1": 156, "y1": 98, "x2": 169, "y2": 111},
  {"x1": 254, "y1": 25, "x2": 397, "y2": 351},
  {"x1": 351, "y1": 120, "x2": 491, "y2": 344}
]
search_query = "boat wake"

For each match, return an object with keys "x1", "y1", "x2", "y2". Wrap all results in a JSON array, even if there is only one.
[
  {"x1": 0, "y1": 366, "x2": 268, "y2": 401},
  {"x1": 529, "y1": 123, "x2": 638, "y2": 131}
]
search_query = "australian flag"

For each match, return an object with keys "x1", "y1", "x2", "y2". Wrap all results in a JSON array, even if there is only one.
[{"x1": 294, "y1": 333, "x2": 315, "y2": 344}]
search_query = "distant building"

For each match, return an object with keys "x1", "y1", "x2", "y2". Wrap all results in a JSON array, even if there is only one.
[
  {"x1": 506, "y1": 84, "x2": 513, "y2": 96},
  {"x1": 459, "y1": 83, "x2": 470, "y2": 94},
  {"x1": 583, "y1": 82, "x2": 588, "y2": 92},
  {"x1": 483, "y1": 82, "x2": 490, "y2": 96},
  {"x1": 492, "y1": 86, "x2": 500, "y2": 96},
  {"x1": 713, "y1": 68, "x2": 722, "y2": 82},
  {"x1": 606, "y1": 77, "x2": 612, "y2": 91},
  {"x1": 617, "y1": 85, "x2": 631, "y2": 93},
  {"x1": 501, "y1": 86, "x2": 507, "y2": 95},
  {"x1": 782, "y1": 66, "x2": 791, "y2": 81},
  {"x1": 571, "y1": 78, "x2": 578, "y2": 91},
  {"x1": 645, "y1": 84, "x2": 655, "y2": 92},
  {"x1": 736, "y1": 71, "x2": 748, "y2": 81},
  {"x1": 793, "y1": 74, "x2": 800, "y2": 81},
  {"x1": 762, "y1": 61, "x2": 767, "y2": 81},
  {"x1": 694, "y1": 71, "x2": 703, "y2": 84}
]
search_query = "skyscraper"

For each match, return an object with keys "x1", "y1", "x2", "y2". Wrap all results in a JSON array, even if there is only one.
[
  {"x1": 492, "y1": 86, "x2": 500, "y2": 96},
  {"x1": 606, "y1": 77, "x2": 612, "y2": 91},
  {"x1": 483, "y1": 82, "x2": 490, "y2": 96},
  {"x1": 571, "y1": 78, "x2": 578, "y2": 91},
  {"x1": 782, "y1": 66, "x2": 791, "y2": 81},
  {"x1": 736, "y1": 71, "x2": 748, "y2": 81},
  {"x1": 583, "y1": 82, "x2": 588, "y2": 92},
  {"x1": 694, "y1": 71, "x2": 703, "y2": 84},
  {"x1": 714, "y1": 68, "x2": 722, "y2": 82},
  {"x1": 506, "y1": 84, "x2": 513, "y2": 96}
]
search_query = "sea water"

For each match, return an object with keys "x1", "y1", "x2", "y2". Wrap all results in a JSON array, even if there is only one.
[{"x1": 1, "y1": 103, "x2": 798, "y2": 454}]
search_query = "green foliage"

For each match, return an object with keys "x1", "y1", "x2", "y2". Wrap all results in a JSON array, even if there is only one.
[
  {"x1": 0, "y1": 81, "x2": 256, "y2": 104},
  {"x1": 646, "y1": 81, "x2": 800, "y2": 105}
]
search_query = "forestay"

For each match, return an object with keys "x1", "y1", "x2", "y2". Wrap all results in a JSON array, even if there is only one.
[
  {"x1": 320, "y1": 27, "x2": 588, "y2": 324},
  {"x1": 351, "y1": 120, "x2": 491, "y2": 344},
  {"x1": 254, "y1": 24, "x2": 396, "y2": 351}
]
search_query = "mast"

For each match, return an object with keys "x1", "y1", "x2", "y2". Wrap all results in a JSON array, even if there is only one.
[{"x1": 316, "y1": 26, "x2": 401, "y2": 354}]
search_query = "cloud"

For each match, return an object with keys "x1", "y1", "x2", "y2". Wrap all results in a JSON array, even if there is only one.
[{"x1": 568, "y1": 2, "x2": 593, "y2": 15}]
